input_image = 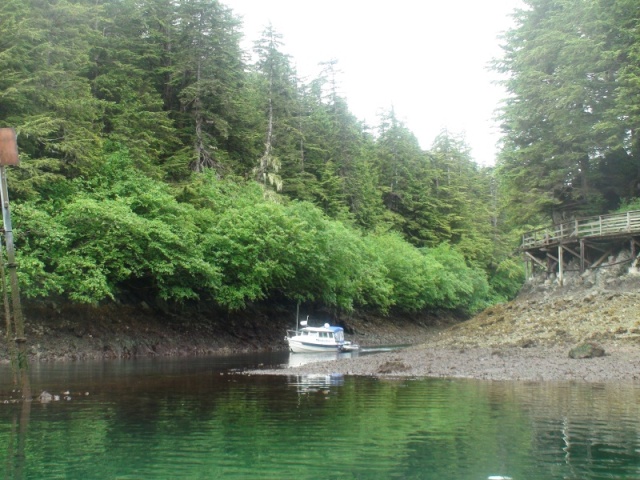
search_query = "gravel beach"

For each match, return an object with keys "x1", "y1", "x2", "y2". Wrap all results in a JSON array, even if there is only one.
[{"x1": 250, "y1": 343, "x2": 640, "y2": 382}]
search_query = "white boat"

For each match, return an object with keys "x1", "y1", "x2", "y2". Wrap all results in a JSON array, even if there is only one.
[{"x1": 285, "y1": 317, "x2": 359, "y2": 353}]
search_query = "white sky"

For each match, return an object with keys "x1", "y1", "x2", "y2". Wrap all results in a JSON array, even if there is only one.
[{"x1": 223, "y1": 0, "x2": 523, "y2": 165}]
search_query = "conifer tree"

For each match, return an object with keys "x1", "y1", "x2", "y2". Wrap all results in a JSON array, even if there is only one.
[
  {"x1": 91, "y1": 0, "x2": 177, "y2": 173},
  {"x1": 251, "y1": 24, "x2": 300, "y2": 192},
  {"x1": 0, "y1": 0, "x2": 103, "y2": 182},
  {"x1": 169, "y1": 0, "x2": 245, "y2": 174},
  {"x1": 374, "y1": 108, "x2": 426, "y2": 235},
  {"x1": 430, "y1": 131, "x2": 495, "y2": 265},
  {"x1": 496, "y1": 0, "x2": 640, "y2": 222}
]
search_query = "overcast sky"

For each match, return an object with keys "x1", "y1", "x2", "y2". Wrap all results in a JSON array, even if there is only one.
[{"x1": 223, "y1": 0, "x2": 523, "y2": 165}]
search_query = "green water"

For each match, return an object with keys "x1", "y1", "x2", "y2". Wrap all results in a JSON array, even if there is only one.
[{"x1": 2, "y1": 354, "x2": 640, "y2": 479}]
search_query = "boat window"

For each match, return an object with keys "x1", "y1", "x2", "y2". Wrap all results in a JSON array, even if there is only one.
[{"x1": 328, "y1": 332, "x2": 334, "y2": 338}]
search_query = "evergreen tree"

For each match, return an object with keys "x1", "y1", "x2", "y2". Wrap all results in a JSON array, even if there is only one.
[
  {"x1": 169, "y1": 0, "x2": 245, "y2": 174},
  {"x1": 496, "y1": 0, "x2": 640, "y2": 222},
  {"x1": 251, "y1": 24, "x2": 300, "y2": 192},
  {"x1": 91, "y1": 0, "x2": 177, "y2": 173},
  {"x1": 374, "y1": 108, "x2": 430, "y2": 238},
  {"x1": 0, "y1": 0, "x2": 103, "y2": 187},
  {"x1": 290, "y1": 64, "x2": 364, "y2": 220},
  {"x1": 430, "y1": 131, "x2": 496, "y2": 267}
]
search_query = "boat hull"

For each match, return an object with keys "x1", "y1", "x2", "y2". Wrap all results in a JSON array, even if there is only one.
[{"x1": 287, "y1": 338, "x2": 342, "y2": 353}]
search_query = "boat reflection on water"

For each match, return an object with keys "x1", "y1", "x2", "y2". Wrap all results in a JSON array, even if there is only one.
[
  {"x1": 288, "y1": 373, "x2": 345, "y2": 394},
  {"x1": 285, "y1": 351, "x2": 354, "y2": 394},
  {"x1": 284, "y1": 346, "x2": 405, "y2": 394},
  {"x1": 284, "y1": 345, "x2": 404, "y2": 369}
]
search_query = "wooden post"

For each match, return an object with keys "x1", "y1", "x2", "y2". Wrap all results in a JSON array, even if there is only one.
[
  {"x1": 0, "y1": 166, "x2": 29, "y2": 399},
  {"x1": 599, "y1": 216, "x2": 603, "y2": 235},
  {"x1": 1, "y1": 242, "x2": 17, "y2": 385},
  {"x1": 558, "y1": 245, "x2": 564, "y2": 286},
  {"x1": 0, "y1": 128, "x2": 30, "y2": 400}
]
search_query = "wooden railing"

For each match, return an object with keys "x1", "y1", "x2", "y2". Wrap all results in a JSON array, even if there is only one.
[{"x1": 522, "y1": 210, "x2": 640, "y2": 250}]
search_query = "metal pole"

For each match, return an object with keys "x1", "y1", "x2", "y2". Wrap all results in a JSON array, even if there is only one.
[{"x1": 0, "y1": 165, "x2": 30, "y2": 399}]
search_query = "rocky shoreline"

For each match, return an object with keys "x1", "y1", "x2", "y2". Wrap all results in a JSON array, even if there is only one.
[{"x1": 248, "y1": 278, "x2": 640, "y2": 382}]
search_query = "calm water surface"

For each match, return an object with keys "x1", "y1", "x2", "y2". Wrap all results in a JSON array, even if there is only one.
[{"x1": 1, "y1": 351, "x2": 640, "y2": 479}]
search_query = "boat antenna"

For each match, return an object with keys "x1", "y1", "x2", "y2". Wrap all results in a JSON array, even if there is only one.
[{"x1": 296, "y1": 301, "x2": 300, "y2": 331}]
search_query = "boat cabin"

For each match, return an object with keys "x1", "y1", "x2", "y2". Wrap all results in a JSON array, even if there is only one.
[{"x1": 298, "y1": 324, "x2": 345, "y2": 343}]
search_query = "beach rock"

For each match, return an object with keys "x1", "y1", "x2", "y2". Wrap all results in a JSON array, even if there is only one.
[
  {"x1": 569, "y1": 342, "x2": 605, "y2": 359},
  {"x1": 377, "y1": 360, "x2": 410, "y2": 374}
]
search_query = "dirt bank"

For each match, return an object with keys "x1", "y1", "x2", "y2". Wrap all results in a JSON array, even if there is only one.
[{"x1": 0, "y1": 300, "x2": 451, "y2": 362}]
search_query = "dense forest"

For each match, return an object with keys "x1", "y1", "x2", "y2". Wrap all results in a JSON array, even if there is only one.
[
  {"x1": 0, "y1": 0, "x2": 638, "y2": 317},
  {"x1": 496, "y1": 0, "x2": 640, "y2": 226}
]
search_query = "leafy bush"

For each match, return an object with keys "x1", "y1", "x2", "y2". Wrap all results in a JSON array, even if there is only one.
[
  {"x1": 11, "y1": 146, "x2": 496, "y2": 314},
  {"x1": 367, "y1": 233, "x2": 437, "y2": 312},
  {"x1": 205, "y1": 201, "x2": 305, "y2": 309},
  {"x1": 422, "y1": 244, "x2": 491, "y2": 313},
  {"x1": 615, "y1": 197, "x2": 640, "y2": 214},
  {"x1": 14, "y1": 148, "x2": 220, "y2": 303},
  {"x1": 488, "y1": 257, "x2": 524, "y2": 303}
]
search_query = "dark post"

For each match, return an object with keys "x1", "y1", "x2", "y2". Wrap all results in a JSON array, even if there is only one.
[
  {"x1": 0, "y1": 128, "x2": 30, "y2": 400},
  {"x1": 1, "y1": 243, "x2": 17, "y2": 385}
]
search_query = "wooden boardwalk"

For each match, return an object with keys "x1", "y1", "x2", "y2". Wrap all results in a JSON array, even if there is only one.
[{"x1": 521, "y1": 210, "x2": 640, "y2": 283}]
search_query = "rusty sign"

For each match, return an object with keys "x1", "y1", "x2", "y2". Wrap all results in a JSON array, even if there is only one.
[{"x1": 0, "y1": 128, "x2": 19, "y2": 166}]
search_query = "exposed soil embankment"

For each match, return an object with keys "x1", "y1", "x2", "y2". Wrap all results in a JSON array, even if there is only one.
[{"x1": 0, "y1": 300, "x2": 454, "y2": 362}]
